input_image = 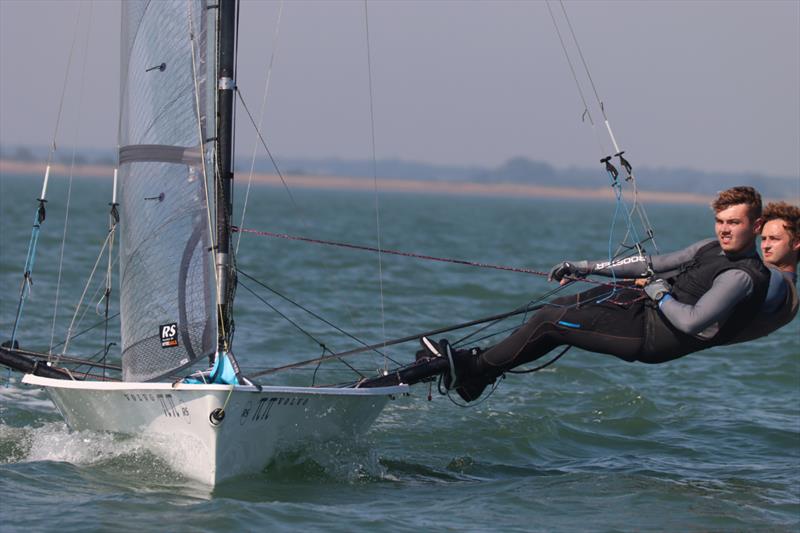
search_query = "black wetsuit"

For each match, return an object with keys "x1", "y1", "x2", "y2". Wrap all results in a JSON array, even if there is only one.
[{"x1": 478, "y1": 240, "x2": 770, "y2": 374}]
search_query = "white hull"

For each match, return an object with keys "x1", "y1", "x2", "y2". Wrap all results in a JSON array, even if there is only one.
[{"x1": 22, "y1": 374, "x2": 407, "y2": 485}]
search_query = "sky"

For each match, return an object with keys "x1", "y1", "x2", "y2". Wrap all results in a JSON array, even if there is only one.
[{"x1": 0, "y1": 0, "x2": 798, "y2": 178}]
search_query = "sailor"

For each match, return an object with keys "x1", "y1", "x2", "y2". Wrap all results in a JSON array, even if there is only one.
[
  {"x1": 727, "y1": 201, "x2": 799, "y2": 343},
  {"x1": 424, "y1": 186, "x2": 779, "y2": 402}
]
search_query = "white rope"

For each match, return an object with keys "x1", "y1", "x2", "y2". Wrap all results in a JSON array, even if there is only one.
[
  {"x1": 48, "y1": 1, "x2": 95, "y2": 356},
  {"x1": 236, "y1": 0, "x2": 284, "y2": 255},
  {"x1": 72, "y1": 237, "x2": 119, "y2": 344},
  {"x1": 363, "y1": 0, "x2": 388, "y2": 371}
]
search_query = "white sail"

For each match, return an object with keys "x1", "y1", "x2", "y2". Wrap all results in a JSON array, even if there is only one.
[{"x1": 118, "y1": 0, "x2": 216, "y2": 382}]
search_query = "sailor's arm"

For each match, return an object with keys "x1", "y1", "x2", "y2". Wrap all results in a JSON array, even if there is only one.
[
  {"x1": 657, "y1": 269, "x2": 753, "y2": 336},
  {"x1": 549, "y1": 239, "x2": 715, "y2": 280}
]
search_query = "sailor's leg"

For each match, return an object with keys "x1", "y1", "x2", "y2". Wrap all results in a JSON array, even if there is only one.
[
  {"x1": 479, "y1": 298, "x2": 646, "y2": 374},
  {"x1": 438, "y1": 285, "x2": 645, "y2": 402},
  {"x1": 479, "y1": 305, "x2": 568, "y2": 372}
]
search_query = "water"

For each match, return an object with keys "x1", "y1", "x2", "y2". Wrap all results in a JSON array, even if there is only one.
[{"x1": 1, "y1": 173, "x2": 798, "y2": 531}]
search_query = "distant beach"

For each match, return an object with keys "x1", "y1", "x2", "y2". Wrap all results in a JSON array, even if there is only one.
[{"x1": 0, "y1": 158, "x2": 718, "y2": 205}]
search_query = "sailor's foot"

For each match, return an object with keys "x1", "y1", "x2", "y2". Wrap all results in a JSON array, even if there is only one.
[
  {"x1": 415, "y1": 336, "x2": 444, "y2": 361},
  {"x1": 422, "y1": 337, "x2": 495, "y2": 403}
]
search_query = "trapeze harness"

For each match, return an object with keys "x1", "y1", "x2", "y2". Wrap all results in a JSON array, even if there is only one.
[{"x1": 478, "y1": 241, "x2": 771, "y2": 373}]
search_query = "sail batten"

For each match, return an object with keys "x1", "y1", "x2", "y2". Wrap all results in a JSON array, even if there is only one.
[
  {"x1": 119, "y1": 0, "x2": 215, "y2": 382},
  {"x1": 119, "y1": 144, "x2": 203, "y2": 165}
]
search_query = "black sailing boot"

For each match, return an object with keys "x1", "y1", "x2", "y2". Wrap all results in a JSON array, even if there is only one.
[
  {"x1": 435, "y1": 339, "x2": 498, "y2": 402},
  {"x1": 416, "y1": 336, "x2": 444, "y2": 361}
]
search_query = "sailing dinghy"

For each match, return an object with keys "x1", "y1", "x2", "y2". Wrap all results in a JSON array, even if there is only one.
[
  {"x1": 2, "y1": 0, "x2": 661, "y2": 485},
  {"x1": 1, "y1": 0, "x2": 410, "y2": 485}
]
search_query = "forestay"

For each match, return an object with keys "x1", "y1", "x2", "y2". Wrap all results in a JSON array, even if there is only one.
[{"x1": 118, "y1": 0, "x2": 216, "y2": 382}]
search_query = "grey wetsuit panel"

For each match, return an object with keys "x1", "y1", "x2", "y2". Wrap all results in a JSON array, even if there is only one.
[{"x1": 659, "y1": 269, "x2": 753, "y2": 337}]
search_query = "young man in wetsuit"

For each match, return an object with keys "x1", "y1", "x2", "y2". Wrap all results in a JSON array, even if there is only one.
[
  {"x1": 729, "y1": 201, "x2": 799, "y2": 343},
  {"x1": 423, "y1": 186, "x2": 773, "y2": 402}
]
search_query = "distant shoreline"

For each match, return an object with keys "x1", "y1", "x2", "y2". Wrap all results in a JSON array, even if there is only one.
[{"x1": 0, "y1": 158, "x2": 719, "y2": 205}]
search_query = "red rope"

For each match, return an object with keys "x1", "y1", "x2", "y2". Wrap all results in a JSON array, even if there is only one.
[
  {"x1": 234, "y1": 226, "x2": 645, "y2": 293},
  {"x1": 235, "y1": 226, "x2": 549, "y2": 275}
]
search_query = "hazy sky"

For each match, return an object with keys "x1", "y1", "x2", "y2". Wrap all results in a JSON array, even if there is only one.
[{"x1": 0, "y1": 0, "x2": 798, "y2": 178}]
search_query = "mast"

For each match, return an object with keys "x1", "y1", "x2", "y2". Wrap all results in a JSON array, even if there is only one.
[{"x1": 216, "y1": 0, "x2": 236, "y2": 351}]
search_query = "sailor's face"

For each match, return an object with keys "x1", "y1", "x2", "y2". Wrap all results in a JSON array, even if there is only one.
[
  {"x1": 761, "y1": 218, "x2": 799, "y2": 269},
  {"x1": 715, "y1": 203, "x2": 758, "y2": 254}
]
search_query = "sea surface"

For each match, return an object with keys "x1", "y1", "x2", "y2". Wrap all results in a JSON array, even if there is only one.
[{"x1": 1, "y1": 173, "x2": 798, "y2": 531}]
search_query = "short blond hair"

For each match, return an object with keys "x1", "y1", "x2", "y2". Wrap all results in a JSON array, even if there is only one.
[{"x1": 711, "y1": 186, "x2": 762, "y2": 222}]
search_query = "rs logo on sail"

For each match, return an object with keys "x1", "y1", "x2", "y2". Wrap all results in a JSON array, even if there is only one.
[{"x1": 160, "y1": 322, "x2": 178, "y2": 348}]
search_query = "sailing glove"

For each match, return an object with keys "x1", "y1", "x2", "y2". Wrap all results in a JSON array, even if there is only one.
[
  {"x1": 644, "y1": 279, "x2": 672, "y2": 302},
  {"x1": 548, "y1": 261, "x2": 589, "y2": 282}
]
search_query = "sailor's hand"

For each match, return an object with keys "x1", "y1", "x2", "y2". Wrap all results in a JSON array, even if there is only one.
[
  {"x1": 644, "y1": 279, "x2": 672, "y2": 302},
  {"x1": 548, "y1": 261, "x2": 586, "y2": 283}
]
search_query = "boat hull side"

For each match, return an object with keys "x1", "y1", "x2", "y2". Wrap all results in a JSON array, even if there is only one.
[{"x1": 22, "y1": 374, "x2": 406, "y2": 484}]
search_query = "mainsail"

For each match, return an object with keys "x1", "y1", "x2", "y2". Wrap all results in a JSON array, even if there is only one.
[{"x1": 118, "y1": 0, "x2": 216, "y2": 382}]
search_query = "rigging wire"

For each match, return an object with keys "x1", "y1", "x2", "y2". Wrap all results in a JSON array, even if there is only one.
[
  {"x1": 544, "y1": 0, "x2": 607, "y2": 157},
  {"x1": 236, "y1": 279, "x2": 366, "y2": 379},
  {"x1": 557, "y1": 1, "x2": 605, "y2": 130},
  {"x1": 363, "y1": 0, "x2": 388, "y2": 372},
  {"x1": 237, "y1": 268, "x2": 401, "y2": 367},
  {"x1": 49, "y1": 313, "x2": 120, "y2": 352},
  {"x1": 233, "y1": 226, "x2": 646, "y2": 292},
  {"x1": 235, "y1": 88, "x2": 301, "y2": 217},
  {"x1": 545, "y1": 0, "x2": 630, "y2": 297},
  {"x1": 188, "y1": 0, "x2": 227, "y2": 351},
  {"x1": 67, "y1": 249, "x2": 119, "y2": 355},
  {"x1": 57, "y1": 226, "x2": 114, "y2": 358},
  {"x1": 545, "y1": 0, "x2": 659, "y2": 280},
  {"x1": 450, "y1": 282, "x2": 571, "y2": 348},
  {"x1": 49, "y1": 1, "x2": 95, "y2": 357},
  {"x1": 557, "y1": 0, "x2": 658, "y2": 256},
  {"x1": 47, "y1": 3, "x2": 85, "y2": 161},
  {"x1": 9, "y1": 2, "x2": 85, "y2": 348},
  {"x1": 9, "y1": 348, "x2": 121, "y2": 372},
  {"x1": 249, "y1": 301, "x2": 551, "y2": 379},
  {"x1": 236, "y1": 0, "x2": 285, "y2": 255}
]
